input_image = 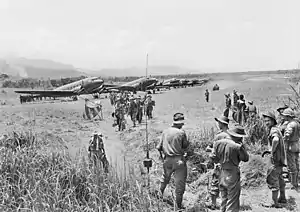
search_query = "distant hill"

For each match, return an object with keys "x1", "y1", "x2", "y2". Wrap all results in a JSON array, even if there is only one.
[
  {"x1": 0, "y1": 57, "x2": 86, "y2": 79},
  {"x1": 84, "y1": 66, "x2": 198, "y2": 77}
]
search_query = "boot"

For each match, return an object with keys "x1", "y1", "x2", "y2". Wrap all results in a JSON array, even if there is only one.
[
  {"x1": 291, "y1": 173, "x2": 298, "y2": 189},
  {"x1": 271, "y1": 190, "x2": 282, "y2": 208},
  {"x1": 175, "y1": 195, "x2": 184, "y2": 210},
  {"x1": 278, "y1": 188, "x2": 287, "y2": 204}
]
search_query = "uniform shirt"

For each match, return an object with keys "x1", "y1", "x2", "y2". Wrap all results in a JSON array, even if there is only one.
[
  {"x1": 283, "y1": 120, "x2": 300, "y2": 143},
  {"x1": 128, "y1": 101, "x2": 138, "y2": 113},
  {"x1": 156, "y1": 126, "x2": 189, "y2": 157},
  {"x1": 209, "y1": 130, "x2": 230, "y2": 148},
  {"x1": 277, "y1": 120, "x2": 288, "y2": 135},
  {"x1": 210, "y1": 139, "x2": 249, "y2": 169},
  {"x1": 247, "y1": 105, "x2": 257, "y2": 113},
  {"x1": 215, "y1": 130, "x2": 230, "y2": 141},
  {"x1": 268, "y1": 127, "x2": 286, "y2": 167},
  {"x1": 225, "y1": 97, "x2": 231, "y2": 108}
]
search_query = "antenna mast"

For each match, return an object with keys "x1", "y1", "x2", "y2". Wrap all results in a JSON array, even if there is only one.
[{"x1": 143, "y1": 53, "x2": 152, "y2": 189}]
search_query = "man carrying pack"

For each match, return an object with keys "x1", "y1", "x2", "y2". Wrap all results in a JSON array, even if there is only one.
[
  {"x1": 262, "y1": 111, "x2": 287, "y2": 208},
  {"x1": 128, "y1": 96, "x2": 138, "y2": 127},
  {"x1": 223, "y1": 93, "x2": 231, "y2": 118},
  {"x1": 206, "y1": 115, "x2": 231, "y2": 210},
  {"x1": 156, "y1": 113, "x2": 189, "y2": 210},
  {"x1": 210, "y1": 124, "x2": 249, "y2": 212},
  {"x1": 88, "y1": 132, "x2": 109, "y2": 173},
  {"x1": 281, "y1": 108, "x2": 300, "y2": 190}
]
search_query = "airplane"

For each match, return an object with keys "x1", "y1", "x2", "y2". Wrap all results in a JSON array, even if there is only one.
[
  {"x1": 100, "y1": 77, "x2": 159, "y2": 94},
  {"x1": 14, "y1": 76, "x2": 104, "y2": 101}
]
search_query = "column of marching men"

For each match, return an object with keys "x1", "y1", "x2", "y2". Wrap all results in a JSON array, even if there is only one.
[{"x1": 109, "y1": 91, "x2": 155, "y2": 131}]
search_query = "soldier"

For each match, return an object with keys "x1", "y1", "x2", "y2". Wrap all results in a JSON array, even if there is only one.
[
  {"x1": 246, "y1": 101, "x2": 257, "y2": 119},
  {"x1": 206, "y1": 115, "x2": 231, "y2": 210},
  {"x1": 223, "y1": 93, "x2": 231, "y2": 118},
  {"x1": 276, "y1": 104, "x2": 289, "y2": 135},
  {"x1": 88, "y1": 132, "x2": 109, "y2": 173},
  {"x1": 145, "y1": 95, "x2": 155, "y2": 119},
  {"x1": 128, "y1": 96, "x2": 138, "y2": 127},
  {"x1": 115, "y1": 98, "x2": 126, "y2": 131},
  {"x1": 136, "y1": 95, "x2": 143, "y2": 124},
  {"x1": 210, "y1": 124, "x2": 249, "y2": 212},
  {"x1": 233, "y1": 90, "x2": 239, "y2": 107},
  {"x1": 262, "y1": 111, "x2": 287, "y2": 208},
  {"x1": 205, "y1": 89, "x2": 209, "y2": 102},
  {"x1": 236, "y1": 94, "x2": 246, "y2": 125},
  {"x1": 156, "y1": 113, "x2": 189, "y2": 210},
  {"x1": 281, "y1": 108, "x2": 300, "y2": 190}
]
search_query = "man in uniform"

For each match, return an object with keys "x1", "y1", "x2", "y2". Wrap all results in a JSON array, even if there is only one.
[
  {"x1": 205, "y1": 89, "x2": 210, "y2": 102},
  {"x1": 233, "y1": 90, "x2": 239, "y2": 107},
  {"x1": 136, "y1": 95, "x2": 143, "y2": 124},
  {"x1": 156, "y1": 113, "x2": 189, "y2": 210},
  {"x1": 276, "y1": 104, "x2": 289, "y2": 135},
  {"x1": 210, "y1": 124, "x2": 249, "y2": 212},
  {"x1": 262, "y1": 111, "x2": 287, "y2": 208},
  {"x1": 247, "y1": 101, "x2": 257, "y2": 118},
  {"x1": 145, "y1": 95, "x2": 155, "y2": 119},
  {"x1": 88, "y1": 132, "x2": 109, "y2": 173},
  {"x1": 223, "y1": 93, "x2": 231, "y2": 118},
  {"x1": 281, "y1": 108, "x2": 300, "y2": 190},
  {"x1": 206, "y1": 115, "x2": 231, "y2": 210},
  {"x1": 128, "y1": 96, "x2": 138, "y2": 127},
  {"x1": 115, "y1": 98, "x2": 126, "y2": 131}
]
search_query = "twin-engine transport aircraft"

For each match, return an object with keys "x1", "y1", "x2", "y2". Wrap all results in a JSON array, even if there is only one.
[
  {"x1": 14, "y1": 77, "x2": 104, "y2": 98},
  {"x1": 101, "y1": 77, "x2": 158, "y2": 94}
]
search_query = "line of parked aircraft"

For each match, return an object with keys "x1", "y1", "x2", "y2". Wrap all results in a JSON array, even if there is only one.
[{"x1": 14, "y1": 76, "x2": 209, "y2": 103}]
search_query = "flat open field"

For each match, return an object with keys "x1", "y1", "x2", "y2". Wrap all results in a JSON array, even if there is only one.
[{"x1": 1, "y1": 72, "x2": 300, "y2": 211}]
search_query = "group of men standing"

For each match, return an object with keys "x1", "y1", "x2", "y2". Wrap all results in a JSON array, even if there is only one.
[
  {"x1": 109, "y1": 91, "x2": 155, "y2": 131},
  {"x1": 224, "y1": 90, "x2": 258, "y2": 125},
  {"x1": 156, "y1": 103, "x2": 300, "y2": 211}
]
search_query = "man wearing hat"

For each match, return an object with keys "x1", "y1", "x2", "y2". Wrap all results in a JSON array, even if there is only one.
[
  {"x1": 145, "y1": 94, "x2": 155, "y2": 119},
  {"x1": 276, "y1": 104, "x2": 289, "y2": 135},
  {"x1": 223, "y1": 93, "x2": 231, "y2": 118},
  {"x1": 247, "y1": 101, "x2": 257, "y2": 118},
  {"x1": 136, "y1": 95, "x2": 144, "y2": 124},
  {"x1": 88, "y1": 132, "x2": 109, "y2": 173},
  {"x1": 233, "y1": 90, "x2": 239, "y2": 107},
  {"x1": 205, "y1": 89, "x2": 209, "y2": 102},
  {"x1": 128, "y1": 96, "x2": 138, "y2": 127},
  {"x1": 114, "y1": 98, "x2": 126, "y2": 131},
  {"x1": 206, "y1": 115, "x2": 231, "y2": 210},
  {"x1": 156, "y1": 113, "x2": 189, "y2": 210},
  {"x1": 262, "y1": 111, "x2": 287, "y2": 208},
  {"x1": 210, "y1": 124, "x2": 249, "y2": 212},
  {"x1": 281, "y1": 108, "x2": 300, "y2": 190}
]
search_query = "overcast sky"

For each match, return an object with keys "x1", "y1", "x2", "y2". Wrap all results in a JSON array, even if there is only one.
[{"x1": 0, "y1": 0, "x2": 299, "y2": 72}]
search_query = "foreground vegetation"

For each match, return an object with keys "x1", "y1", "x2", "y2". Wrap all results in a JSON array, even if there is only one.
[{"x1": 0, "y1": 131, "x2": 172, "y2": 211}]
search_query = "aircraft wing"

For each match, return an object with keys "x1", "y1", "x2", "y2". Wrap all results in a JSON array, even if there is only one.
[
  {"x1": 14, "y1": 90, "x2": 77, "y2": 97},
  {"x1": 102, "y1": 84, "x2": 137, "y2": 92}
]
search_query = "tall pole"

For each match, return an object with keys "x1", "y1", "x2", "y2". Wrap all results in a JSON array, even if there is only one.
[
  {"x1": 146, "y1": 53, "x2": 148, "y2": 78},
  {"x1": 142, "y1": 53, "x2": 152, "y2": 190},
  {"x1": 145, "y1": 53, "x2": 149, "y2": 172}
]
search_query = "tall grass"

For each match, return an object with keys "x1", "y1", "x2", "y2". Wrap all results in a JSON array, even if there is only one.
[{"x1": 0, "y1": 131, "x2": 167, "y2": 212}]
